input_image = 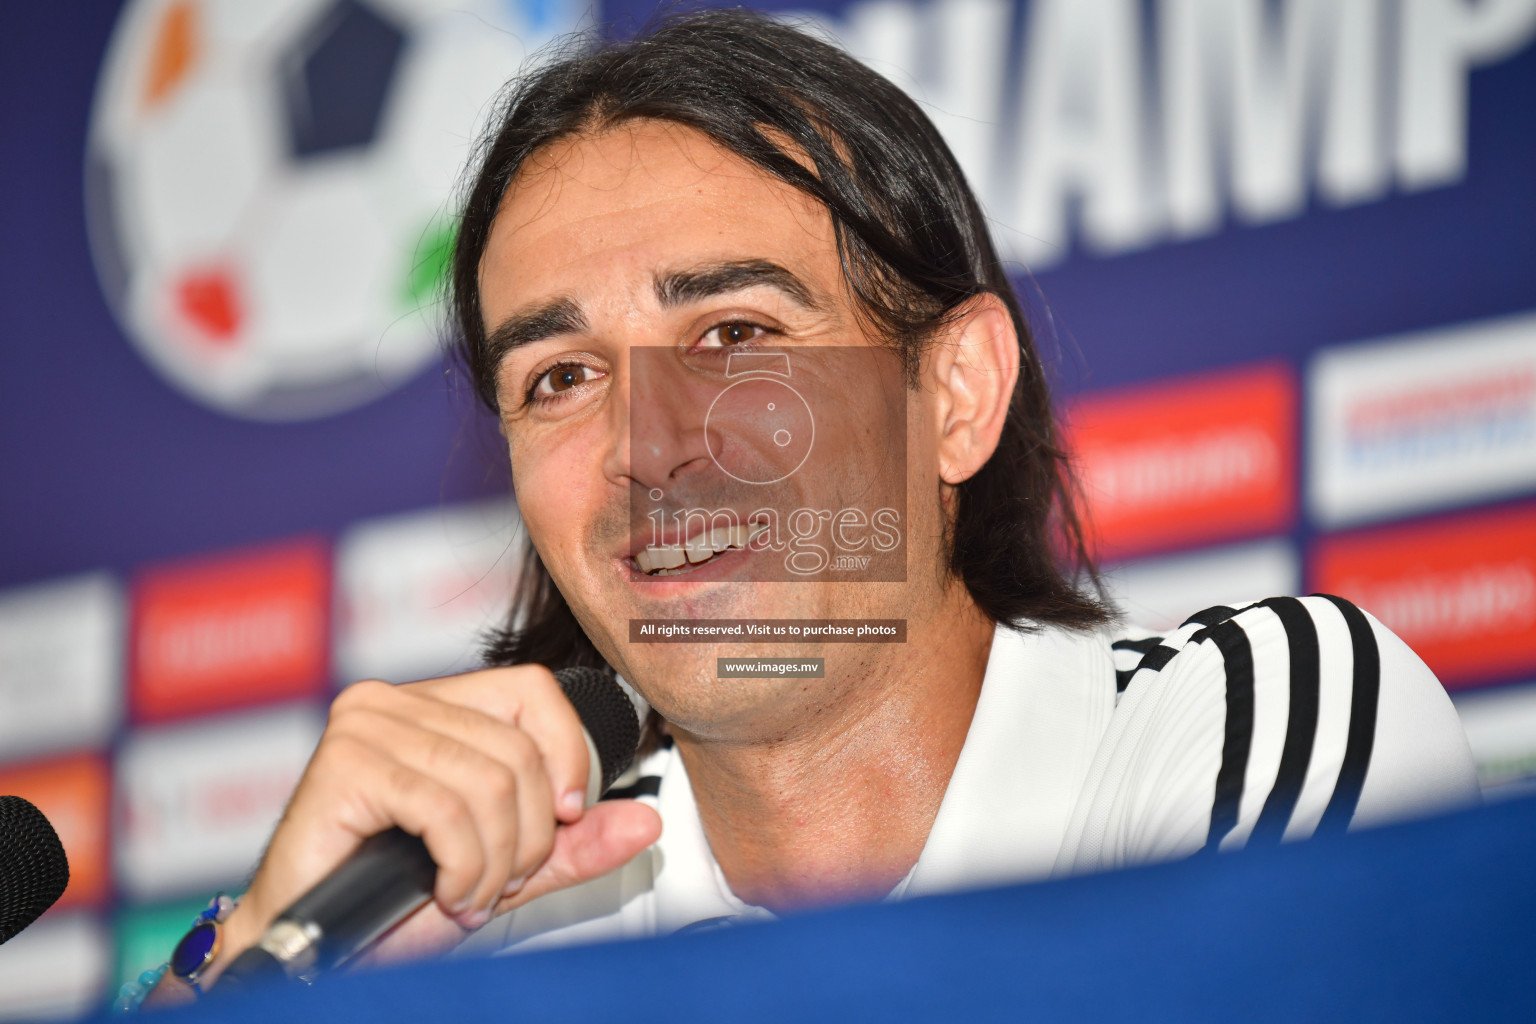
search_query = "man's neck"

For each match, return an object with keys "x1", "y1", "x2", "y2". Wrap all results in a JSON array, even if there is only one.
[{"x1": 670, "y1": 591, "x2": 995, "y2": 914}]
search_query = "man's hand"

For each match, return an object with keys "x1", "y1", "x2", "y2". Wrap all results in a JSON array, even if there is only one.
[{"x1": 194, "y1": 665, "x2": 662, "y2": 988}]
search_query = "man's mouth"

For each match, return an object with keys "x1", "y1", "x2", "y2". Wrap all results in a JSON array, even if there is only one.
[{"x1": 632, "y1": 520, "x2": 770, "y2": 576}]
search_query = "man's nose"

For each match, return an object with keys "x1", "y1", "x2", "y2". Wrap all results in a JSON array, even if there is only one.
[{"x1": 602, "y1": 351, "x2": 713, "y2": 494}]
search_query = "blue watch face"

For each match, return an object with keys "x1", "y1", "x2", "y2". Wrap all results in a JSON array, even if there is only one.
[{"x1": 170, "y1": 921, "x2": 217, "y2": 979}]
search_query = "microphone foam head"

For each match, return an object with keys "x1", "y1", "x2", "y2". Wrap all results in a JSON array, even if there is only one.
[
  {"x1": 0, "y1": 795, "x2": 70, "y2": 945},
  {"x1": 554, "y1": 667, "x2": 641, "y2": 792}
]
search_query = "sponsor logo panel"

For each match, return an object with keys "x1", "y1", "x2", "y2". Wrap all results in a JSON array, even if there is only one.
[
  {"x1": 0, "y1": 573, "x2": 123, "y2": 764},
  {"x1": 335, "y1": 500, "x2": 521, "y2": 685},
  {"x1": 1310, "y1": 311, "x2": 1536, "y2": 527},
  {"x1": 1312, "y1": 504, "x2": 1536, "y2": 687},
  {"x1": 0, "y1": 754, "x2": 112, "y2": 910},
  {"x1": 130, "y1": 537, "x2": 329, "y2": 721},
  {"x1": 1453, "y1": 681, "x2": 1536, "y2": 799},
  {"x1": 114, "y1": 703, "x2": 323, "y2": 901},
  {"x1": 1067, "y1": 363, "x2": 1296, "y2": 558},
  {"x1": 0, "y1": 912, "x2": 110, "y2": 1021},
  {"x1": 1104, "y1": 538, "x2": 1299, "y2": 633}
]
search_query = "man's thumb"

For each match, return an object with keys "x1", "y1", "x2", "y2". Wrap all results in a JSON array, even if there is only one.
[{"x1": 504, "y1": 800, "x2": 662, "y2": 909}]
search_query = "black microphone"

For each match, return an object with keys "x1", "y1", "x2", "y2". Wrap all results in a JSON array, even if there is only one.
[
  {"x1": 219, "y1": 667, "x2": 641, "y2": 989},
  {"x1": 0, "y1": 796, "x2": 71, "y2": 945}
]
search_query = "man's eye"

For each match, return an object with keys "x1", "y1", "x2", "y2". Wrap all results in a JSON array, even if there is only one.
[
  {"x1": 703, "y1": 322, "x2": 765, "y2": 347},
  {"x1": 532, "y1": 363, "x2": 599, "y2": 398}
]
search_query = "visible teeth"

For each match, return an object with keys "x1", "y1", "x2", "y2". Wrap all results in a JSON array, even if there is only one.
[
  {"x1": 637, "y1": 520, "x2": 767, "y2": 574},
  {"x1": 635, "y1": 546, "x2": 686, "y2": 573},
  {"x1": 685, "y1": 536, "x2": 714, "y2": 563}
]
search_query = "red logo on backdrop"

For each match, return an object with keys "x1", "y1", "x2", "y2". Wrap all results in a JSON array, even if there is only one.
[
  {"x1": 0, "y1": 754, "x2": 110, "y2": 909},
  {"x1": 1313, "y1": 504, "x2": 1536, "y2": 688},
  {"x1": 131, "y1": 537, "x2": 330, "y2": 721},
  {"x1": 1066, "y1": 363, "x2": 1296, "y2": 558}
]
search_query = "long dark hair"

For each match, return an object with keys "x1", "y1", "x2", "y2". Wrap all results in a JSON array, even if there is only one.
[{"x1": 450, "y1": 8, "x2": 1110, "y2": 686}]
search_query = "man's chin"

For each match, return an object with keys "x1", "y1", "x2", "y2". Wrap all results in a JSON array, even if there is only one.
[
  {"x1": 588, "y1": 588, "x2": 816, "y2": 683},
  {"x1": 614, "y1": 645, "x2": 823, "y2": 738}
]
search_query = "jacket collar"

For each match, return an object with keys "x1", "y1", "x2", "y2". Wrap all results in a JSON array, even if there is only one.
[
  {"x1": 904, "y1": 622, "x2": 1115, "y2": 896},
  {"x1": 648, "y1": 622, "x2": 1117, "y2": 926}
]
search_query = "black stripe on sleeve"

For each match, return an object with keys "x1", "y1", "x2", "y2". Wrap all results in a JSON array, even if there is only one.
[
  {"x1": 1199, "y1": 619, "x2": 1256, "y2": 852},
  {"x1": 1113, "y1": 636, "x2": 1167, "y2": 692},
  {"x1": 1112, "y1": 636, "x2": 1164, "y2": 655},
  {"x1": 1182, "y1": 605, "x2": 1238, "y2": 628},
  {"x1": 1137, "y1": 643, "x2": 1181, "y2": 674},
  {"x1": 602, "y1": 775, "x2": 662, "y2": 801},
  {"x1": 1314, "y1": 594, "x2": 1381, "y2": 835},
  {"x1": 1115, "y1": 640, "x2": 1180, "y2": 693},
  {"x1": 1247, "y1": 597, "x2": 1321, "y2": 845}
]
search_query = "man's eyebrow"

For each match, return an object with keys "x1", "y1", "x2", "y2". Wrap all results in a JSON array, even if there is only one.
[
  {"x1": 654, "y1": 260, "x2": 821, "y2": 311},
  {"x1": 484, "y1": 298, "x2": 588, "y2": 364}
]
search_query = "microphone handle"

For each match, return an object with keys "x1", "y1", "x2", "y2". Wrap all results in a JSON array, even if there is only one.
[
  {"x1": 221, "y1": 828, "x2": 434, "y2": 987},
  {"x1": 284, "y1": 827, "x2": 436, "y2": 963}
]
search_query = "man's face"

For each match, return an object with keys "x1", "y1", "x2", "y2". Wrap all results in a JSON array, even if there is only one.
[{"x1": 479, "y1": 120, "x2": 950, "y2": 741}]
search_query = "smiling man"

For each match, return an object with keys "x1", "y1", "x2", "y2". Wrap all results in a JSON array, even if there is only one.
[{"x1": 151, "y1": 9, "x2": 1478, "y2": 998}]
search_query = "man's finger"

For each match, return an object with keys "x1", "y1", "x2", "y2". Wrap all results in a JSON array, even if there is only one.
[
  {"x1": 511, "y1": 678, "x2": 596, "y2": 822},
  {"x1": 418, "y1": 666, "x2": 593, "y2": 823},
  {"x1": 333, "y1": 740, "x2": 489, "y2": 917},
  {"x1": 334, "y1": 708, "x2": 530, "y2": 920},
  {"x1": 502, "y1": 725, "x2": 557, "y2": 886}
]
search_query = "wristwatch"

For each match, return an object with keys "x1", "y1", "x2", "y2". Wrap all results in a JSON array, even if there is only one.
[{"x1": 169, "y1": 893, "x2": 238, "y2": 992}]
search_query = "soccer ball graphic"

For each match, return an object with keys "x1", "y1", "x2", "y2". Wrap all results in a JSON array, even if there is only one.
[{"x1": 86, "y1": 0, "x2": 586, "y2": 420}]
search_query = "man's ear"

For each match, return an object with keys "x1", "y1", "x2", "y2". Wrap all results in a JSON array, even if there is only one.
[{"x1": 925, "y1": 294, "x2": 1019, "y2": 487}]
